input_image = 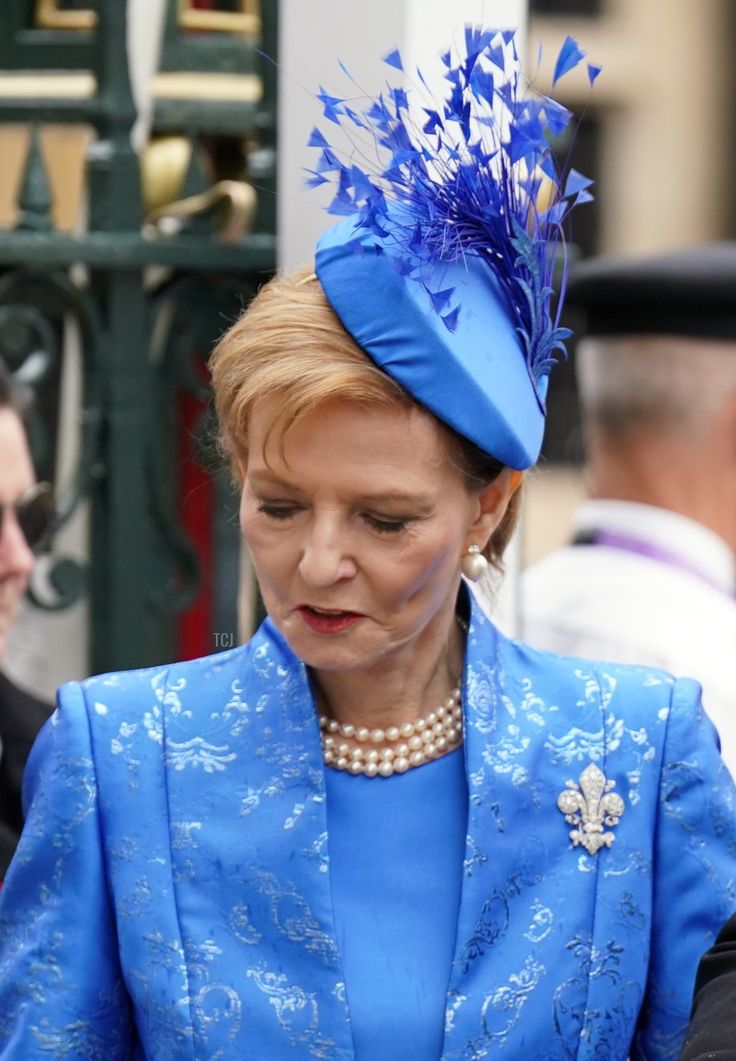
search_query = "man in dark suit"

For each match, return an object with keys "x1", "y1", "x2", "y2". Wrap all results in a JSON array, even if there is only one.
[
  {"x1": 0, "y1": 364, "x2": 53, "y2": 877},
  {"x1": 679, "y1": 913, "x2": 736, "y2": 1059},
  {"x1": 0, "y1": 674, "x2": 51, "y2": 876}
]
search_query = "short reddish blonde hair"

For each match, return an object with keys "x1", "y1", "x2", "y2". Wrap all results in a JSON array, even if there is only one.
[{"x1": 209, "y1": 268, "x2": 521, "y2": 567}]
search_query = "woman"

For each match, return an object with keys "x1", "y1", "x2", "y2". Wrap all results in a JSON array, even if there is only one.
[{"x1": 1, "y1": 29, "x2": 735, "y2": 1061}]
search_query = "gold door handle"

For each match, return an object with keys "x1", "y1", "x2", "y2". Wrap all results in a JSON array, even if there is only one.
[{"x1": 146, "y1": 180, "x2": 257, "y2": 243}]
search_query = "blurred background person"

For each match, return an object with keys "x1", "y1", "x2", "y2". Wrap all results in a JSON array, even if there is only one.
[
  {"x1": 0, "y1": 363, "x2": 53, "y2": 877},
  {"x1": 504, "y1": 244, "x2": 736, "y2": 771}
]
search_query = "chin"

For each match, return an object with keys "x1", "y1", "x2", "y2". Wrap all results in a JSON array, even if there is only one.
[
  {"x1": 303, "y1": 648, "x2": 383, "y2": 674},
  {"x1": 275, "y1": 615, "x2": 384, "y2": 673}
]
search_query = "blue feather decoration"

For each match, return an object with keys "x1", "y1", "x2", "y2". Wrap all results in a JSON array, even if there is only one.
[{"x1": 306, "y1": 28, "x2": 597, "y2": 399}]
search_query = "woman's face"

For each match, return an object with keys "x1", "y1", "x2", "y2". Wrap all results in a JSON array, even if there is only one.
[{"x1": 239, "y1": 397, "x2": 510, "y2": 675}]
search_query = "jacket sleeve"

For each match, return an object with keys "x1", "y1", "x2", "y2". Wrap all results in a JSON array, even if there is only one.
[
  {"x1": 0, "y1": 682, "x2": 133, "y2": 1058},
  {"x1": 631, "y1": 678, "x2": 736, "y2": 1060}
]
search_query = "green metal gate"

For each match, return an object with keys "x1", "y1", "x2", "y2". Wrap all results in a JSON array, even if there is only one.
[{"x1": 0, "y1": 0, "x2": 277, "y2": 673}]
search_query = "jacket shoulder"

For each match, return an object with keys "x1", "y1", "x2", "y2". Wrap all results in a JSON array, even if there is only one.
[
  {"x1": 74, "y1": 623, "x2": 285, "y2": 706},
  {"x1": 62, "y1": 621, "x2": 297, "y2": 745},
  {"x1": 499, "y1": 623, "x2": 676, "y2": 682},
  {"x1": 492, "y1": 624, "x2": 699, "y2": 728}
]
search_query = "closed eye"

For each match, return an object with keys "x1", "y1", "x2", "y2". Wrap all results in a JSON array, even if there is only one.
[
  {"x1": 256, "y1": 501, "x2": 415, "y2": 533},
  {"x1": 257, "y1": 502, "x2": 301, "y2": 520},
  {"x1": 362, "y1": 513, "x2": 410, "y2": 534}
]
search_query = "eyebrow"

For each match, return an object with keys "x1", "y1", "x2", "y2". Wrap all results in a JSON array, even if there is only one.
[
  {"x1": 248, "y1": 471, "x2": 306, "y2": 494},
  {"x1": 248, "y1": 473, "x2": 433, "y2": 509},
  {"x1": 353, "y1": 492, "x2": 432, "y2": 509}
]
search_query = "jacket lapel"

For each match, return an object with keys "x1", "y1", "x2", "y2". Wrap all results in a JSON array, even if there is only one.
[
  {"x1": 443, "y1": 597, "x2": 601, "y2": 1058},
  {"x1": 163, "y1": 622, "x2": 354, "y2": 1059}
]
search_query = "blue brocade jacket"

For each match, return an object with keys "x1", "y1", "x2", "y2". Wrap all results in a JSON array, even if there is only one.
[{"x1": 1, "y1": 596, "x2": 735, "y2": 1060}]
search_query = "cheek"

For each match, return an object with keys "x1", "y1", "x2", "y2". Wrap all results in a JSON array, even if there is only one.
[
  {"x1": 239, "y1": 492, "x2": 278, "y2": 554},
  {"x1": 239, "y1": 502, "x2": 283, "y2": 581},
  {"x1": 377, "y1": 525, "x2": 463, "y2": 608},
  {"x1": 239, "y1": 503, "x2": 308, "y2": 614}
]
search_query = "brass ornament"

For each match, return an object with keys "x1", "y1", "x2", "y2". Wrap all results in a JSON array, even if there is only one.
[
  {"x1": 35, "y1": 0, "x2": 96, "y2": 31},
  {"x1": 141, "y1": 136, "x2": 256, "y2": 242}
]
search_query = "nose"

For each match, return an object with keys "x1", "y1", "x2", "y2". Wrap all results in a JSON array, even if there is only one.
[
  {"x1": 0, "y1": 507, "x2": 35, "y2": 580},
  {"x1": 298, "y1": 520, "x2": 357, "y2": 588}
]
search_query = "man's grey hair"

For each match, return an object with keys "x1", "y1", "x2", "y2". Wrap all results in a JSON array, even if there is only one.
[{"x1": 576, "y1": 335, "x2": 736, "y2": 437}]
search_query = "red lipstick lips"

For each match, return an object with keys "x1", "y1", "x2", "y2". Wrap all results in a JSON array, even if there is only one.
[{"x1": 297, "y1": 605, "x2": 364, "y2": 634}]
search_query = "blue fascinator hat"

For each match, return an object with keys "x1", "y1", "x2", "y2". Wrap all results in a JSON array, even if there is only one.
[{"x1": 308, "y1": 28, "x2": 599, "y2": 469}]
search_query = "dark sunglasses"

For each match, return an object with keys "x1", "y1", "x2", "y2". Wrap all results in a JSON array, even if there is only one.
[{"x1": 1, "y1": 482, "x2": 56, "y2": 553}]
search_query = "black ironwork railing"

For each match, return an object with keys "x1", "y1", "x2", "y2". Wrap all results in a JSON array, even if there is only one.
[{"x1": 0, "y1": 0, "x2": 277, "y2": 672}]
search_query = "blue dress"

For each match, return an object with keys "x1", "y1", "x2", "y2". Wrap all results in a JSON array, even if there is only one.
[
  {"x1": 325, "y1": 749, "x2": 467, "y2": 1059},
  {"x1": 0, "y1": 593, "x2": 735, "y2": 1059}
]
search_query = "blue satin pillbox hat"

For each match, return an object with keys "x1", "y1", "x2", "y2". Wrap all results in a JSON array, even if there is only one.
[
  {"x1": 307, "y1": 29, "x2": 599, "y2": 471},
  {"x1": 316, "y1": 211, "x2": 544, "y2": 470}
]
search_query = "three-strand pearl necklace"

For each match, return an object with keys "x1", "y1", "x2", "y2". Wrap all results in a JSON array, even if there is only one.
[{"x1": 319, "y1": 685, "x2": 463, "y2": 778}]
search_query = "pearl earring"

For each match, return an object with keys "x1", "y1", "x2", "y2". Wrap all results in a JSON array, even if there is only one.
[{"x1": 461, "y1": 544, "x2": 489, "y2": 582}]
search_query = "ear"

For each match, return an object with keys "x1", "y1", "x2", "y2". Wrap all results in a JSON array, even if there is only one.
[{"x1": 465, "y1": 468, "x2": 523, "y2": 550}]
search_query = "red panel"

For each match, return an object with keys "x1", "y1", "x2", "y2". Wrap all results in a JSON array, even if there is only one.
[{"x1": 176, "y1": 386, "x2": 214, "y2": 661}]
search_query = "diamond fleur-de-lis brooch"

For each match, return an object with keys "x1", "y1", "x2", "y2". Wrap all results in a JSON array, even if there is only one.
[{"x1": 557, "y1": 762, "x2": 625, "y2": 855}]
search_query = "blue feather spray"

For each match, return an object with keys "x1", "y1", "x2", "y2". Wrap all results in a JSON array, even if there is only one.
[{"x1": 307, "y1": 29, "x2": 598, "y2": 399}]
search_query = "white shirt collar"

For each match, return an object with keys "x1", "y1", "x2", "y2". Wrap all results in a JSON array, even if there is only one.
[{"x1": 573, "y1": 499, "x2": 736, "y2": 594}]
